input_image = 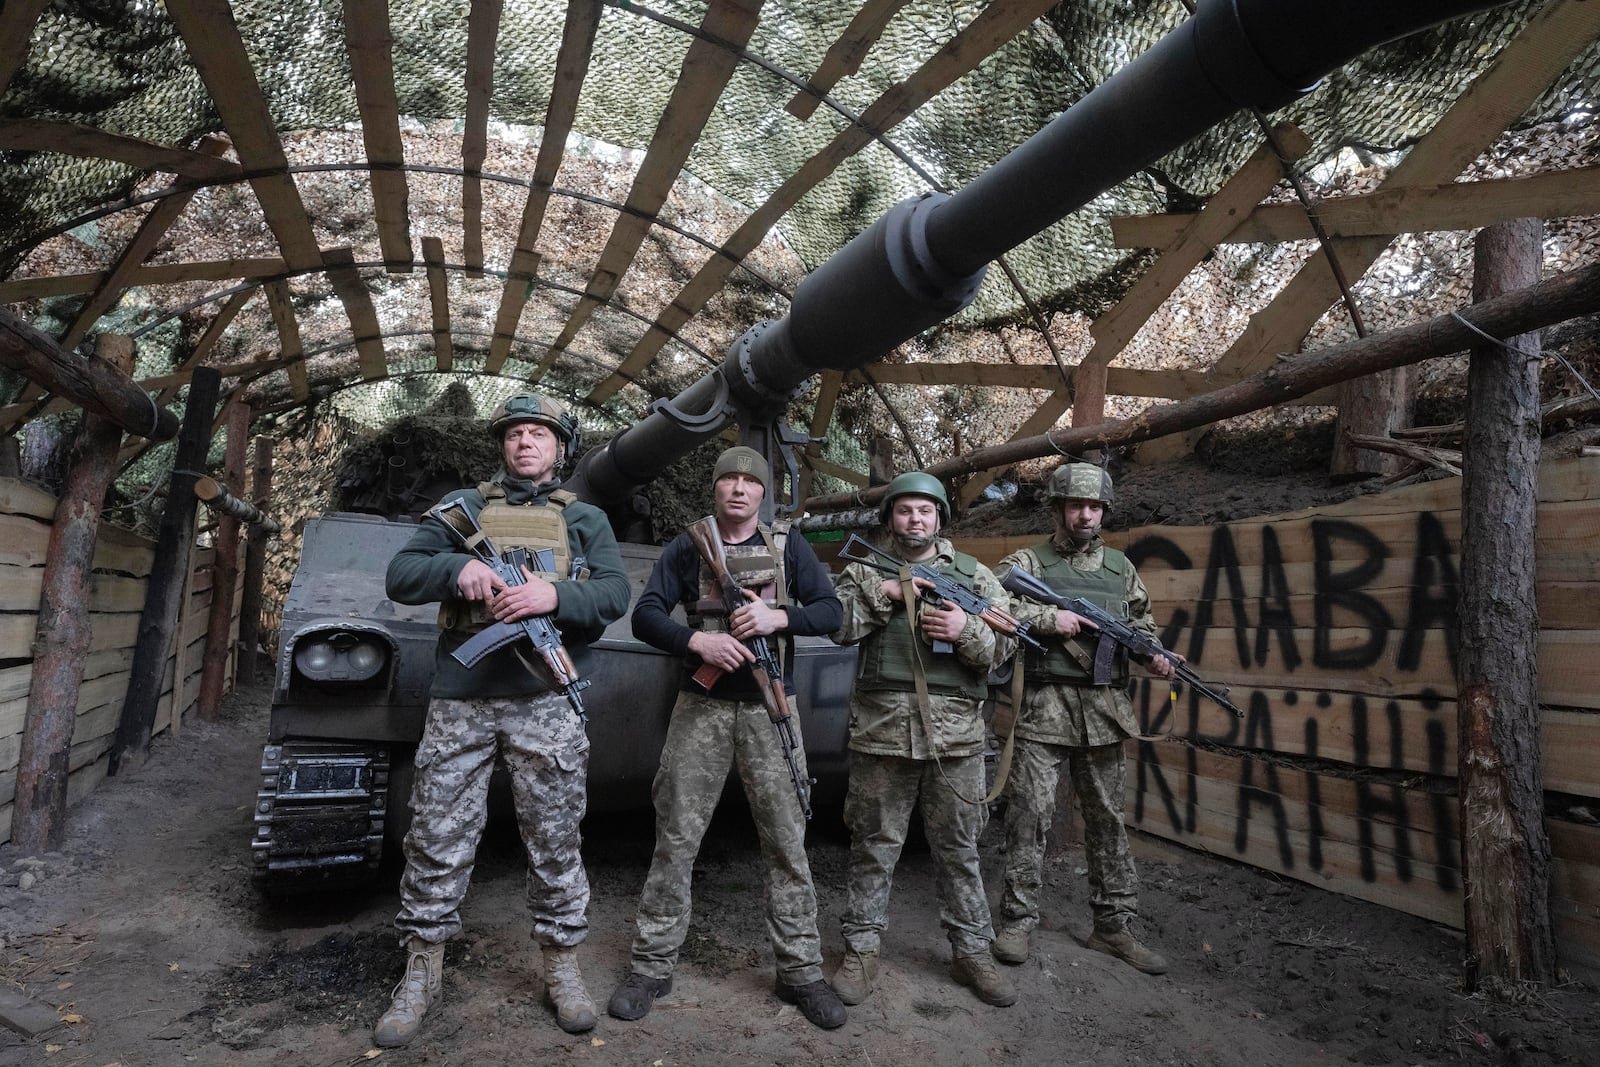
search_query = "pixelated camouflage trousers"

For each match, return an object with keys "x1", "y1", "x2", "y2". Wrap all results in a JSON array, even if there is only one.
[
  {"x1": 841, "y1": 751, "x2": 996, "y2": 959},
  {"x1": 629, "y1": 690, "x2": 823, "y2": 984},
  {"x1": 395, "y1": 692, "x2": 590, "y2": 948},
  {"x1": 999, "y1": 737, "x2": 1138, "y2": 935}
]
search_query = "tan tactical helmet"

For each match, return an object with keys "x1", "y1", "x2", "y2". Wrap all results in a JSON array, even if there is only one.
[
  {"x1": 1044, "y1": 462, "x2": 1113, "y2": 507},
  {"x1": 711, "y1": 445, "x2": 771, "y2": 496},
  {"x1": 487, "y1": 392, "x2": 580, "y2": 461}
]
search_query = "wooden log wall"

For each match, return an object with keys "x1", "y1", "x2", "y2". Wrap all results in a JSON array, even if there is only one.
[
  {"x1": 0, "y1": 476, "x2": 240, "y2": 845},
  {"x1": 953, "y1": 456, "x2": 1600, "y2": 971}
]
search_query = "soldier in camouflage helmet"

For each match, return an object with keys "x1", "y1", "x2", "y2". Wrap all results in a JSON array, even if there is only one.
[
  {"x1": 991, "y1": 462, "x2": 1175, "y2": 975},
  {"x1": 609, "y1": 446, "x2": 847, "y2": 1030},
  {"x1": 376, "y1": 392, "x2": 630, "y2": 1044},
  {"x1": 828, "y1": 472, "x2": 1019, "y2": 1009}
]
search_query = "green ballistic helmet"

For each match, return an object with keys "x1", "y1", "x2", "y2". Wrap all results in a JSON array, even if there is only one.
[
  {"x1": 878, "y1": 472, "x2": 950, "y2": 525},
  {"x1": 487, "y1": 392, "x2": 580, "y2": 459},
  {"x1": 1045, "y1": 462, "x2": 1114, "y2": 506}
]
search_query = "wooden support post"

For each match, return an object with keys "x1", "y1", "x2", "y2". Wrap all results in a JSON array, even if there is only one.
[
  {"x1": 236, "y1": 435, "x2": 274, "y2": 686},
  {"x1": 868, "y1": 436, "x2": 896, "y2": 487},
  {"x1": 12, "y1": 335, "x2": 134, "y2": 851},
  {"x1": 1457, "y1": 217, "x2": 1555, "y2": 990},
  {"x1": 1331, "y1": 366, "x2": 1413, "y2": 480},
  {"x1": 110, "y1": 366, "x2": 221, "y2": 775},
  {"x1": 198, "y1": 399, "x2": 249, "y2": 720}
]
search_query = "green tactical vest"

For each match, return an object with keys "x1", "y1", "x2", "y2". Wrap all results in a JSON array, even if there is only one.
[
  {"x1": 1023, "y1": 541, "x2": 1132, "y2": 685},
  {"x1": 438, "y1": 486, "x2": 576, "y2": 632},
  {"x1": 854, "y1": 549, "x2": 989, "y2": 700}
]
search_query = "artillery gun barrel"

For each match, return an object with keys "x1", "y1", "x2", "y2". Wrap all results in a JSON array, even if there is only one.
[{"x1": 565, "y1": 0, "x2": 1502, "y2": 510}]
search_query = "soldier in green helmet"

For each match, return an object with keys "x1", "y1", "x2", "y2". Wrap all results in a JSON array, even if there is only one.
[
  {"x1": 990, "y1": 461, "x2": 1176, "y2": 975},
  {"x1": 828, "y1": 472, "x2": 1019, "y2": 1009}
]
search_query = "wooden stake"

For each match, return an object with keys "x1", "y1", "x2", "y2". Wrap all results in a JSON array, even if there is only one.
[
  {"x1": 236, "y1": 435, "x2": 275, "y2": 685},
  {"x1": 198, "y1": 400, "x2": 249, "y2": 720}
]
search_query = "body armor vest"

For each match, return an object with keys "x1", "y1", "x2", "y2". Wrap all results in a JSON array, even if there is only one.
[
  {"x1": 854, "y1": 549, "x2": 988, "y2": 700},
  {"x1": 439, "y1": 486, "x2": 576, "y2": 632},
  {"x1": 686, "y1": 520, "x2": 787, "y2": 631},
  {"x1": 1023, "y1": 541, "x2": 1131, "y2": 684}
]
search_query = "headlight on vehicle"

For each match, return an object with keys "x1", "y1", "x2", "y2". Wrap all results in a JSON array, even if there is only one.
[{"x1": 293, "y1": 631, "x2": 390, "y2": 684}]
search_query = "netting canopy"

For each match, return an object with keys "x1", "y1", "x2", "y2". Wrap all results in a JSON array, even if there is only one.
[{"x1": 1, "y1": 0, "x2": 1596, "y2": 465}]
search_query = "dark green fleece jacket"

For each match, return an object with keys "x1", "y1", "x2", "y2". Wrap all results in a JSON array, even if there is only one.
[{"x1": 385, "y1": 472, "x2": 630, "y2": 698}]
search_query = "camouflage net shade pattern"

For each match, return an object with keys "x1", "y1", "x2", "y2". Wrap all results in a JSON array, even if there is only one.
[{"x1": 1, "y1": 0, "x2": 1596, "y2": 437}]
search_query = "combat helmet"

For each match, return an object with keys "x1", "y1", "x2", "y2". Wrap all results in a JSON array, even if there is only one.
[
  {"x1": 878, "y1": 471, "x2": 950, "y2": 525},
  {"x1": 487, "y1": 392, "x2": 581, "y2": 461},
  {"x1": 1044, "y1": 462, "x2": 1113, "y2": 507}
]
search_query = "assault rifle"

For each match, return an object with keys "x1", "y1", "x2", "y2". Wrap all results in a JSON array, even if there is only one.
[
  {"x1": 836, "y1": 534, "x2": 1045, "y2": 656},
  {"x1": 685, "y1": 516, "x2": 813, "y2": 820},
  {"x1": 428, "y1": 499, "x2": 591, "y2": 722},
  {"x1": 999, "y1": 566, "x2": 1243, "y2": 718}
]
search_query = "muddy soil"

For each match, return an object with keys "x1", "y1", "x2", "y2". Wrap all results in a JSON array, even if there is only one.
[{"x1": 2, "y1": 681, "x2": 1597, "y2": 1067}]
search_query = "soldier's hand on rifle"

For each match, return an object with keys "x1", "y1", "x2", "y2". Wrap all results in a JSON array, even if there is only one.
[
  {"x1": 919, "y1": 600, "x2": 968, "y2": 644},
  {"x1": 688, "y1": 630, "x2": 756, "y2": 672},
  {"x1": 1147, "y1": 650, "x2": 1179, "y2": 680},
  {"x1": 881, "y1": 575, "x2": 937, "y2": 604},
  {"x1": 730, "y1": 589, "x2": 787, "y2": 639},
  {"x1": 1054, "y1": 608, "x2": 1098, "y2": 638},
  {"x1": 457, "y1": 558, "x2": 501, "y2": 602},
  {"x1": 490, "y1": 568, "x2": 558, "y2": 621}
]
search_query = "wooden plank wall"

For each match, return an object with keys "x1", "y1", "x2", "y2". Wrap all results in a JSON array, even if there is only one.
[
  {"x1": 0, "y1": 476, "x2": 237, "y2": 845},
  {"x1": 956, "y1": 457, "x2": 1600, "y2": 970}
]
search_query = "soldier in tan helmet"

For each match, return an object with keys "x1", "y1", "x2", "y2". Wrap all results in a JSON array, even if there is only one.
[{"x1": 990, "y1": 462, "x2": 1176, "y2": 975}]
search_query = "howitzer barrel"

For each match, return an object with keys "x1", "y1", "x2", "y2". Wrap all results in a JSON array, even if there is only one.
[{"x1": 564, "y1": 0, "x2": 1502, "y2": 511}]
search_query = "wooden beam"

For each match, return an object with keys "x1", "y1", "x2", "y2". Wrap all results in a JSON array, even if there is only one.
[
  {"x1": 461, "y1": 0, "x2": 503, "y2": 277},
  {"x1": 795, "y1": 370, "x2": 843, "y2": 505},
  {"x1": 0, "y1": 0, "x2": 50, "y2": 99},
  {"x1": 0, "y1": 309, "x2": 177, "y2": 440},
  {"x1": 322, "y1": 247, "x2": 388, "y2": 379},
  {"x1": 198, "y1": 400, "x2": 250, "y2": 720},
  {"x1": 422, "y1": 236, "x2": 453, "y2": 371},
  {"x1": 342, "y1": 0, "x2": 412, "y2": 271},
  {"x1": 531, "y1": 0, "x2": 765, "y2": 381},
  {"x1": 59, "y1": 136, "x2": 235, "y2": 352},
  {"x1": 484, "y1": 0, "x2": 600, "y2": 373},
  {"x1": 784, "y1": 0, "x2": 913, "y2": 120},
  {"x1": 236, "y1": 434, "x2": 275, "y2": 684},
  {"x1": 0, "y1": 258, "x2": 287, "y2": 303},
  {"x1": 807, "y1": 454, "x2": 869, "y2": 489},
  {"x1": 265, "y1": 280, "x2": 309, "y2": 401},
  {"x1": 846, "y1": 362, "x2": 1222, "y2": 398},
  {"x1": 587, "y1": 0, "x2": 1060, "y2": 404},
  {"x1": 0, "y1": 120, "x2": 243, "y2": 181},
  {"x1": 1112, "y1": 165, "x2": 1600, "y2": 250}
]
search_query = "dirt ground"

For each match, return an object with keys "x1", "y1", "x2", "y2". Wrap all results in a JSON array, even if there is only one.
[{"x1": 2, "y1": 678, "x2": 1598, "y2": 1067}]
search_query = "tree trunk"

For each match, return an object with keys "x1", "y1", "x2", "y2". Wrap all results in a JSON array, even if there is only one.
[
  {"x1": 111, "y1": 367, "x2": 220, "y2": 774},
  {"x1": 236, "y1": 435, "x2": 274, "y2": 686},
  {"x1": 13, "y1": 336, "x2": 134, "y2": 851},
  {"x1": 198, "y1": 399, "x2": 249, "y2": 720},
  {"x1": 1457, "y1": 217, "x2": 1555, "y2": 990},
  {"x1": 1331, "y1": 366, "x2": 1413, "y2": 480}
]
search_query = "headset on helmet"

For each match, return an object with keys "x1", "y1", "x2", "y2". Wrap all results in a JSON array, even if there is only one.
[
  {"x1": 1044, "y1": 462, "x2": 1113, "y2": 507},
  {"x1": 878, "y1": 471, "x2": 950, "y2": 525},
  {"x1": 487, "y1": 392, "x2": 581, "y2": 463}
]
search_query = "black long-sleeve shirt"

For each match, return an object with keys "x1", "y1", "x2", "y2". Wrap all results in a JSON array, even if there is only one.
[{"x1": 632, "y1": 526, "x2": 842, "y2": 702}]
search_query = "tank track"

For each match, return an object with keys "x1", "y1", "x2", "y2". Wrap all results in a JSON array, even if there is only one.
[{"x1": 252, "y1": 741, "x2": 390, "y2": 891}]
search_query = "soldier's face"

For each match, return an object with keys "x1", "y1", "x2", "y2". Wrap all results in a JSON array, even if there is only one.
[
  {"x1": 501, "y1": 421, "x2": 560, "y2": 482},
  {"x1": 714, "y1": 472, "x2": 764, "y2": 525},
  {"x1": 889, "y1": 496, "x2": 941, "y2": 556},
  {"x1": 1057, "y1": 498, "x2": 1105, "y2": 545}
]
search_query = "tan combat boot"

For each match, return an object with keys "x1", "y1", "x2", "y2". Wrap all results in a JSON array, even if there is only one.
[
  {"x1": 373, "y1": 937, "x2": 444, "y2": 1047},
  {"x1": 950, "y1": 952, "x2": 1018, "y2": 1006},
  {"x1": 542, "y1": 945, "x2": 598, "y2": 1033},
  {"x1": 829, "y1": 946, "x2": 878, "y2": 1006},
  {"x1": 1086, "y1": 927, "x2": 1170, "y2": 975},
  {"x1": 992, "y1": 923, "x2": 1031, "y2": 965}
]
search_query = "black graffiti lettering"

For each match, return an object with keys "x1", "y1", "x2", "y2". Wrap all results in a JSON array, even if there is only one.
[
  {"x1": 1312, "y1": 519, "x2": 1392, "y2": 669},
  {"x1": 1135, "y1": 737, "x2": 1185, "y2": 833},
  {"x1": 1235, "y1": 691, "x2": 1293, "y2": 866},
  {"x1": 1351, "y1": 695, "x2": 1414, "y2": 883},
  {"x1": 1189, "y1": 526, "x2": 1251, "y2": 668},
  {"x1": 1304, "y1": 717, "x2": 1324, "y2": 872},
  {"x1": 1256, "y1": 526, "x2": 1301, "y2": 670},
  {"x1": 1426, "y1": 714, "x2": 1460, "y2": 891},
  {"x1": 1398, "y1": 511, "x2": 1460, "y2": 674},
  {"x1": 1126, "y1": 535, "x2": 1193, "y2": 650}
]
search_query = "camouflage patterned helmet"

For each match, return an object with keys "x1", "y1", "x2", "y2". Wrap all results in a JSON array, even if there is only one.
[
  {"x1": 878, "y1": 471, "x2": 950, "y2": 525},
  {"x1": 1044, "y1": 462, "x2": 1114, "y2": 506},
  {"x1": 487, "y1": 392, "x2": 580, "y2": 459}
]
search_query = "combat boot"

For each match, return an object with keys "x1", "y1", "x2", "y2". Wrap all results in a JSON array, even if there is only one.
[
  {"x1": 541, "y1": 945, "x2": 598, "y2": 1033},
  {"x1": 373, "y1": 937, "x2": 444, "y2": 1047},
  {"x1": 992, "y1": 923, "x2": 1031, "y2": 965},
  {"x1": 950, "y1": 952, "x2": 1018, "y2": 1006},
  {"x1": 1086, "y1": 927, "x2": 1170, "y2": 974},
  {"x1": 829, "y1": 946, "x2": 878, "y2": 1006}
]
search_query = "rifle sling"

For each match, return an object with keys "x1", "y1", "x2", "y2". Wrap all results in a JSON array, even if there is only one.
[
  {"x1": 900, "y1": 563, "x2": 986, "y2": 807},
  {"x1": 982, "y1": 656, "x2": 1026, "y2": 804}
]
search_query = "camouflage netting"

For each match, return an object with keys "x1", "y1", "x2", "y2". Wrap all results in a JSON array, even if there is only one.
[{"x1": 1, "y1": 1, "x2": 1597, "y2": 492}]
